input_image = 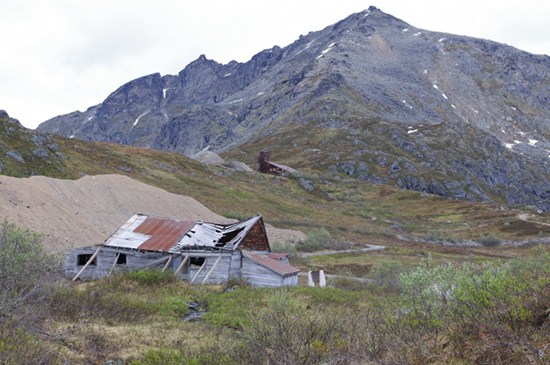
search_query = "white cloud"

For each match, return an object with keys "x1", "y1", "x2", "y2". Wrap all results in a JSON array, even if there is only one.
[{"x1": 0, "y1": 0, "x2": 548, "y2": 129}]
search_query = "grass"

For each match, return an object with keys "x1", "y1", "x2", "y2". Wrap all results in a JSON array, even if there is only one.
[{"x1": 38, "y1": 246, "x2": 549, "y2": 364}]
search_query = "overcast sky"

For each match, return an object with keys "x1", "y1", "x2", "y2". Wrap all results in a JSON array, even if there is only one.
[{"x1": 1, "y1": 0, "x2": 549, "y2": 129}]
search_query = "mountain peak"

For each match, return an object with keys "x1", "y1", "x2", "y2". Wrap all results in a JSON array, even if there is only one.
[{"x1": 37, "y1": 8, "x2": 550, "y2": 212}]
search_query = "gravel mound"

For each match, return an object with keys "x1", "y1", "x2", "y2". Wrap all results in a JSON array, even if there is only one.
[{"x1": 0, "y1": 174, "x2": 304, "y2": 251}]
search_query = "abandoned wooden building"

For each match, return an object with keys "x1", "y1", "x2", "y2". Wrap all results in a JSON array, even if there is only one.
[
  {"x1": 65, "y1": 214, "x2": 299, "y2": 287},
  {"x1": 257, "y1": 151, "x2": 297, "y2": 176}
]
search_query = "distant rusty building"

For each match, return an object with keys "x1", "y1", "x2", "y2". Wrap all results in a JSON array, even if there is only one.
[
  {"x1": 257, "y1": 151, "x2": 297, "y2": 176},
  {"x1": 65, "y1": 214, "x2": 299, "y2": 287}
]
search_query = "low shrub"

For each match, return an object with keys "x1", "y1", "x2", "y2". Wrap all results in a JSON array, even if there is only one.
[
  {"x1": 0, "y1": 323, "x2": 62, "y2": 365},
  {"x1": 126, "y1": 268, "x2": 176, "y2": 286},
  {"x1": 50, "y1": 286, "x2": 155, "y2": 324}
]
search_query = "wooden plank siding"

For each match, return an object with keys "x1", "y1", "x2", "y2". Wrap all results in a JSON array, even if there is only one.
[
  {"x1": 171, "y1": 251, "x2": 234, "y2": 284},
  {"x1": 242, "y1": 256, "x2": 288, "y2": 287},
  {"x1": 238, "y1": 219, "x2": 270, "y2": 251},
  {"x1": 65, "y1": 247, "x2": 169, "y2": 280}
]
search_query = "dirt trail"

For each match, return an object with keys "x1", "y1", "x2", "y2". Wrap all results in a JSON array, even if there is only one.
[
  {"x1": 518, "y1": 213, "x2": 550, "y2": 227},
  {"x1": 0, "y1": 174, "x2": 305, "y2": 252}
]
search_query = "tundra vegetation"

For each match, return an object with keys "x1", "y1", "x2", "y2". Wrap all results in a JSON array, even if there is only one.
[{"x1": 0, "y1": 222, "x2": 548, "y2": 364}]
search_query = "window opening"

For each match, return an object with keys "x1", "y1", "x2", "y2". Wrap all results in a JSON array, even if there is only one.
[
  {"x1": 190, "y1": 257, "x2": 205, "y2": 266},
  {"x1": 77, "y1": 254, "x2": 97, "y2": 266},
  {"x1": 116, "y1": 253, "x2": 127, "y2": 265}
]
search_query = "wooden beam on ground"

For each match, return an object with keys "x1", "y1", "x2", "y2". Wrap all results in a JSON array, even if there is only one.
[
  {"x1": 173, "y1": 255, "x2": 189, "y2": 276},
  {"x1": 72, "y1": 246, "x2": 101, "y2": 281},
  {"x1": 201, "y1": 255, "x2": 222, "y2": 285},
  {"x1": 162, "y1": 254, "x2": 174, "y2": 272},
  {"x1": 190, "y1": 259, "x2": 207, "y2": 284}
]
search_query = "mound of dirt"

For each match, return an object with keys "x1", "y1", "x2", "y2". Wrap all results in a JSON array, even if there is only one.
[{"x1": 0, "y1": 174, "x2": 304, "y2": 252}]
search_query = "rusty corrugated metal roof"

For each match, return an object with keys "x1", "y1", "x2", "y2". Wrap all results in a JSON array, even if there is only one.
[
  {"x1": 266, "y1": 160, "x2": 297, "y2": 173},
  {"x1": 136, "y1": 217, "x2": 196, "y2": 252},
  {"x1": 103, "y1": 214, "x2": 269, "y2": 254},
  {"x1": 243, "y1": 251, "x2": 300, "y2": 277},
  {"x1": 267, "y1": 252, "x2": 289, "y2": 261}
]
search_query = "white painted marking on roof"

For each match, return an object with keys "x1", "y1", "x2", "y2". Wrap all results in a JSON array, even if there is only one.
[
  {"x1": 407, "y1": 129, "x2": 418, "y2": 134},
  {"x1": 413, "y1": 32, "x2": 422, "y2": 36},
  {"x1": 529, "y1": 139, "x2": 538, "y2": 146},
  {"x1": 133, "y1": 111, "x2": 149, "y2": 127}
]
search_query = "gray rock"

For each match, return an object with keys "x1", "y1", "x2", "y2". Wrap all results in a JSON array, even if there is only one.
[
  {"x1": 6, "y1": 150, "x2": 24, "y2": 163},
  {"x1": 32, "y1": 148, "x2": 49, "y2": 158},
  {"x1": 299, "y1": 178, "x2": 315, "y2": 192}
]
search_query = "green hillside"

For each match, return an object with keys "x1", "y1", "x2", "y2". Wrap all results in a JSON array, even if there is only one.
[{"x1": 2, "y1": 113, "x2": 550, "y2": 246}]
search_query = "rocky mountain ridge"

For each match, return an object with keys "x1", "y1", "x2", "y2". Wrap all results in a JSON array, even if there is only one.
[{"x1": 38, "y1": 7, "x2": 550, "y2": 210}]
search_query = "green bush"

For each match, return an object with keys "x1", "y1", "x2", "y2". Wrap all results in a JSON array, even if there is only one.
[
  {"x1": 0, "y1": 221, "x2": 61, "y2": 328},
  {"x1": 296, "y1": 227, "x2": 334, "y2": 252},
  {"x1": 127, "y1": 268, "x2": 176, "y2": 286}
]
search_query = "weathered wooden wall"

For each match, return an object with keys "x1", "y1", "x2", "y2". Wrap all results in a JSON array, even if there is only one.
[
  {"x1": 65, "y1": 247, "x2": 167, "y2": 280},
  {"x1": 242, "y1": 256, "x2": 286, "y2": 287},
  {"x1": 239, "y1": 220, "x2": 270, "y2": 251},
  {"x1": 171, "y1": 251, "x2": 235, "y2": 284},
  {"x1": 66, "y1": 247, "x2": 298, "y2": 287}
]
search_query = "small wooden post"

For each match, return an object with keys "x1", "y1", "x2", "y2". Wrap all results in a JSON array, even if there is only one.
[
  {"x1": 201, "y1": 255, "x2": 222, "y2": 285},
  {"x1": 72, "y1": 246, "x2": 101, "y2": 281},
  {"x1": 173, "y1": 255, "x2": 189, "y2": 276}
]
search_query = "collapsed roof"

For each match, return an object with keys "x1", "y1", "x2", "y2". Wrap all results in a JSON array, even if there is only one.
[{"x1": 102, "y1": 214, "x2": 267, "y2": 253}]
